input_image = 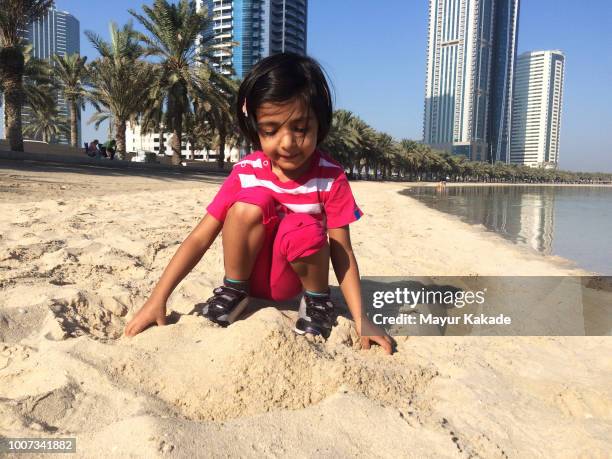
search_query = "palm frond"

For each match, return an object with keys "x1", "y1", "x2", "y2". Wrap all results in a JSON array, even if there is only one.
[{"x1": 0, "y1": 0, "x2": 53, "y2": 47}]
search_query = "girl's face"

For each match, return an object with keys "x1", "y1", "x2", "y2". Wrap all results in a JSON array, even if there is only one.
[{"x1": 255, "y1": 97, "x2": 318, "y2": 180}]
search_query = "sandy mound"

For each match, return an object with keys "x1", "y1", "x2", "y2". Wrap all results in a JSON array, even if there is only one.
[{"x1": 75, "y1": 310, "x2": 434, "y2": 422}]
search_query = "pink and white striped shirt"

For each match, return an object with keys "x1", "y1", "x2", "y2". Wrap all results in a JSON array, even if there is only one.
[{"x1": 206, "y1": 149, "x2": 363, "y2": 229}]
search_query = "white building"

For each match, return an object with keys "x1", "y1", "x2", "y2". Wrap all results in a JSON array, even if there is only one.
[
  {"x1": 197, "y1": 0, "x2": 233, "y2": 75},
  {"x1": 510, "y1": 50, "x2": 565, "y2": 168},
  {"x1": 125, "y1": 122, "x2": 240, "y2": 162},
  {"x1": 423, "y1": 0, "x2": 520, "y2": 163}
]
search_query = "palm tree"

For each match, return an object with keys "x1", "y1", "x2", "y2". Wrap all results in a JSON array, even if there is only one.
[
  {"x1": 196, "y1": 98, "x2": 236, "y2": 168},
  {"x1": 23, "y1": 97, "x2": 69, "y2": 143},
  {"x1": 192, "y1": 115, "x2": 215, "y2": 155},
  {"x1": 3, "y1": 44, "x2": 56, "y2": 142},
  {"x1": 86, "y1": 22, "x2": 157, "y2": 158},
  {"x1": 398, "y1": 139, "x2": 421, "y2": 180},
  {"x1": 129, "y1": 0, "x2": 229, "y2": 165},
  {"x1": 450, "y1": 154, "x2": 469, "y2": 181},
  {"x1": 199, "y1": 71, "x2": 239, "y2": 169},
  {"x1": 0, "y1": 0, "x2": 53, "y2": 151},
  {"x1": 52, "y1": 53, "x2": 88, "y2": 148},
  {"x1": 415, "y1": 144, "x2": 435, "y2": 181},
  {"x1": 139, "y1": 81, "x2": 167, "y2": 155},
  {"x1": 322, "y1": 109, "x2": 361, "y2": 175},
  {"x1": 351, "y1": 117, "x2": 376, "y2": 179},
  {"x1": 373, "y1": 132, "x2": 396, "y2": 180},
  {"x1": 88, "y1": 59, "x2": 158, "y2": 159},
  {"x1": 85, "y1": 22, "x2": 143, "y2": 61},
  {"x1": 20, "y1": 44, "x2": 54, "y2": 108}
]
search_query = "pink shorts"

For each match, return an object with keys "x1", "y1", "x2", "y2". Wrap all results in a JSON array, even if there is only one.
[{"x1": 227, "y1": 189, "x2": 327, "y2": 301}]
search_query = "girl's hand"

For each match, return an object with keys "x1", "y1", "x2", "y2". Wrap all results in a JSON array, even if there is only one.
[
  {"x1": 124, "y1": 297, "x2": 167, "y2": 337},
  {"x1": 357, "y1": 319, "x2": 394, "y2": 355}
]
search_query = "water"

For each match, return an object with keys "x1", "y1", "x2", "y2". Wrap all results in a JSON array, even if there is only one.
[{"x1": 402, "y1": 185, "x2": 612, "y2": 275}]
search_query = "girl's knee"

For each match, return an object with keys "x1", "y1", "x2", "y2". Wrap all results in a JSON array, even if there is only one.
[
  {"x1": 227, "y1": 191, "x2": 277, "y2": 225},
  {"x1": 227, "y1": 201, "x2": 264, "y2": 224}
]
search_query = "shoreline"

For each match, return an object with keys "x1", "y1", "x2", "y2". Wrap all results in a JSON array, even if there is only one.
[
  {"x1": 2, "y1": 158, "x2": 611, "y2": 188},
  {"x1": 353, "y1": 181, "x2": 594, "y2": 276},
  {"x1": 433, "y1": 182, "x2": 612, "y2": 187},
  {"x1": 397, "y1": 184, "x2": 609, "y2": 276},
  {"x1": 389, "y1": 181, "x2": 612, "y2": 187}
]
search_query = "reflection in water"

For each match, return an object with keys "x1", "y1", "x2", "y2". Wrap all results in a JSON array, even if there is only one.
[
  {"x1": 402, "y1": 185, "x2": 612, "y2": 274},
  {"x1": 514, "y1": 191, "x2": 555, "y2": 254}
]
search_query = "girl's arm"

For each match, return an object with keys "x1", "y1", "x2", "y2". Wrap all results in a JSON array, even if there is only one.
[
  {"x1": 328, "y1": 225, "x2": 393, "y2": 354},
  {"x1": 124, "y1": 213, "x2": 223, "y2": 337}
]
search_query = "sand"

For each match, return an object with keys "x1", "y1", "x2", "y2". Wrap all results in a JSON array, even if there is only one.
[{"x1": 0, "y1": 160, "x2": 610, "y2": 458}]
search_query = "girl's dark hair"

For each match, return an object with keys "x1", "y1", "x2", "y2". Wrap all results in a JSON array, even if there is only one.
[{"x1": 236, "y1": 52, "x2": 333, "y2": 150}]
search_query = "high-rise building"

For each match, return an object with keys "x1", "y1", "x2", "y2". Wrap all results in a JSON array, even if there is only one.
[
  {"x1": 197, "y1": 0, "x2": 308, "y2": 78},
  {"x1": 27, "y1": 7, "x2": 80, "y2": 61},
  {"x1": 23, "y1": 5, "x2": 81, "y2": 145},
  {"x1": 510, "y1": 50, "x2": 565, "y2": 168},
  {"x1": 423, "y1": 0, "x2": 520, "y2": 162}
]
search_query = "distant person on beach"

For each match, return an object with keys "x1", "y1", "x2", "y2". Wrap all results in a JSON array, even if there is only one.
[
  {"x1": 87, "y1": 140, "x2": 100, "y2": 158},
  {"x1": 124, "y1": 53, "x2": 393, "y2": 354},
  {"x1": 437, "y1": 175, "x2": 449, "y2": 190},
  {"x1": 104, "y1": 139, "x2": 117, "y2": 160}
]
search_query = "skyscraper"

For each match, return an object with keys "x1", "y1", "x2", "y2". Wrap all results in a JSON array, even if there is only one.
[
  {"x1": 25, "y1": 5, "x2": 80, "y2": 145},
  {"x1": 27, "y1": 7, "x2": 79, "y2": 61},
  {"x1": 197, "y1": 0, "x2": 308, "y2": 78},
  {"x1": 423, "y1": 0, "x2": 520, "y2": 162},
  {"x1": 510, "y1": 50, "x2": 565, "y2": 168}
]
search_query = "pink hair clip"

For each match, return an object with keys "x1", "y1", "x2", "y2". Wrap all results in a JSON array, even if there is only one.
[{"x1": 242, "y1": 100, "x2": 248, "y2": 117}]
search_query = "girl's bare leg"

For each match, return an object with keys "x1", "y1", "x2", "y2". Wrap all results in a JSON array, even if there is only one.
[
  {"x1": 222, "y1": 202, "x2": 266, "y2": 281},
  {"x1": 290, "y1": 242, "x2": 330, "y2": 293}
]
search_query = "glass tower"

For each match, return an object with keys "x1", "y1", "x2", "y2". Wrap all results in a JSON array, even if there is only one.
[
  {"x1": 197, "y1": 0, "x2": 307, "y2": 79},
  {"x1": 423, "y1": 0, "x2": 519, "y2": 163},
  {"x1": 24, "y1": 5, "x2": 80, "y2": 145}
]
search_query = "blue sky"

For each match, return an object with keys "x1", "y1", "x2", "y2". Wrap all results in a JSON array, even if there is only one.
[{"x1": 46, "y1": 1, "x2": 612, "y2": 172}]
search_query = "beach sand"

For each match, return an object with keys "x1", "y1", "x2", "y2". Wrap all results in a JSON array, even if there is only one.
[{"x1": 1, "y1": 161, "x2": 610, "y2": 458}]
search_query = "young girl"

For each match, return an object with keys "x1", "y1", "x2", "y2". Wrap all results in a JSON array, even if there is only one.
[{"x1": 124, "y1": 53, "x2": 392, "y2": 354}]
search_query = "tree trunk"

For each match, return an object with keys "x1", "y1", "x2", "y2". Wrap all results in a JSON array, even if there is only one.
[
  {"x1": 0, "y1": 47, "x2": 25, "y2": 152},
  {"x1": 115, "y1": 119, "x2": 127, "y2": 160},
  {"x1": 171, "y1": 111, "x2": 183, "y2": 166},
  {"x1": 69, "y1": 100, "x2": 78, "y2": 148},
  {"x1": 159, "y1": 127, "x2": 165, "y2": 157},
  {"x1": 171, "y1": 128, "x2": 182, "y2": 165},
  {"x1": 217, "y1": 130, "x2": 226, "y2": 170},
  {"x1": 4, "y1": 90, "x2": 23, "y2": 151}
]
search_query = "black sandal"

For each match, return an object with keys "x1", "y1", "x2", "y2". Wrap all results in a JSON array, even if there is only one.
[{"x1": 202, "y1": 285, "x2": 250, "y2": 326}]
